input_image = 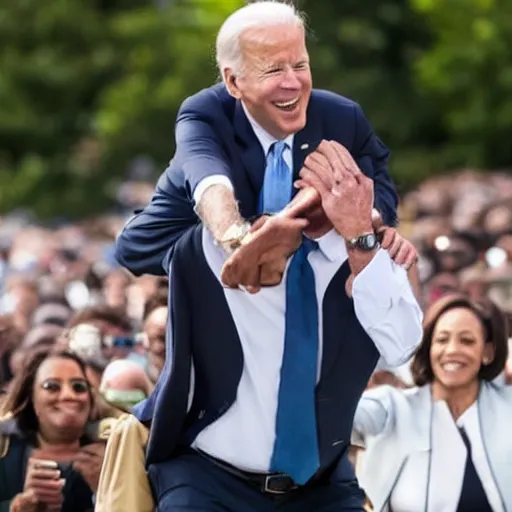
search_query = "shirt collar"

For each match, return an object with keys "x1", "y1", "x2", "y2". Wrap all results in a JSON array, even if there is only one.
[
  {"x1": 311, "y1": 229, "x2": 348, "y2": 263},
  {"x1": 241, "y1": 102, "x2": 294, "y2": 156}
]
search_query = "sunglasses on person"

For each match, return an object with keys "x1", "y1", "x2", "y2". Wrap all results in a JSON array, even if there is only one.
[{"x1": 41, "y1": 379, "x2": 90, "y2": 394}]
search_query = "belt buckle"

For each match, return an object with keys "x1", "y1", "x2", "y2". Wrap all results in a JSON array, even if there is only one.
[{"x1": 263, "y1": 474, "x2": 297, "y2": 495}]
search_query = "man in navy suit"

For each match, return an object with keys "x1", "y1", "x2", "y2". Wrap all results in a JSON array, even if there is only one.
[{"x1": 115, "y1": 2, "x2": 422, "y2": 511}]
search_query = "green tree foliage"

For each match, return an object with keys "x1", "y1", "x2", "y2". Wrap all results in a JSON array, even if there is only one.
[
  {"x1": 301, "y1": 0, "x2": 441, "y2": 188},
  {"x1": 411, "y1": 0, "x2": 512, "y2": 171},
  {"x1": 0, "y1": 0, "x2": 242, "y2": 219},
  {"x1": 0, "y1": 0, "x2": 510, "y2": 218}
]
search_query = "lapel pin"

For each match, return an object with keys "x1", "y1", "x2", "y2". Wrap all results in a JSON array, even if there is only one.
[{"x1": 300, "y1": 143, "x2": 309, "y2": 150}]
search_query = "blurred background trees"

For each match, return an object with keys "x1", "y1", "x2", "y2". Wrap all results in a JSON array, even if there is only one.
[{"x1": 0, "y1": 0, "x2": 511, "y2": 219}]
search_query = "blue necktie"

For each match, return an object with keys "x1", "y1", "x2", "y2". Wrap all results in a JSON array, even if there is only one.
[
  {"x1": 260, "y1": 141, "x2": 293, "y2": 214},
  {"x1": 270, "y1": 237, "x2": 320, "y2": 484}
]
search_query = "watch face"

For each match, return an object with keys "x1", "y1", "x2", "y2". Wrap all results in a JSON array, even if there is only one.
[{"x1": 361, "y1": 234, "x2": 377, "y2": 250}]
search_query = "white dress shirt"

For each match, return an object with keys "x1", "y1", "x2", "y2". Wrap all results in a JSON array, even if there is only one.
[
  {"x1": 191, "y1": 227, "x2": 422, "y2": 472},
  {"x1": 189, "y1": 102, "x2": 422, "y2": 471},
  {"x1": 389, "y1": 401, "x2": 504, "y2": 512}
]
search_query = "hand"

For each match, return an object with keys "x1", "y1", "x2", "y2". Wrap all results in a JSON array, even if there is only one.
[
  {"x1": 23, "y1": 458, "x2": 64, "y2": 511},
  {"x1": 299, "y1": 140, "x2": 374, "y2": 239},
  {"x1": 9, "y1": 490, "x2": 38, "y2": 512},
  {"x1": 220, "y1": 215, "x2": 308, "y2": 292},
  {"x1": 378, "y1": 227, "x2": 418, "y2": 269},
  {"x1": 367, "y1": 370, "x2": 408, "y2": 389},
  {"x1": 72, "y1": 442, "x2": 106, "y2": 493},
  {"x1": 280, "y1": 185, "x2": 320, "y2": 218}
]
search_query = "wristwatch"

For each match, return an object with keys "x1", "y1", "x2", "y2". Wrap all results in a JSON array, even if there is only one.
[
  {"x1": 219, "y1": 221, "x2": 251, "y2": 252},
  {"x1": 346, "y1": 232, "x2": 379, "y2": 251}
]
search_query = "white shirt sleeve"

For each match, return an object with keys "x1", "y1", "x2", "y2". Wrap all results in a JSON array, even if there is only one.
[
  {"x1": 352, "y1": 392, "x2": 392, "y2": 447},
  {"x1": 193, "y1": 175, "x2": 234, "y2": 206},
  {"x1": 352, "y1": 249, "x2": 423, "y2": 367}
]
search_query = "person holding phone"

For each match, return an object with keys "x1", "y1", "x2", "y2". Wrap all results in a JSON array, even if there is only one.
[{"x1": 0, "y1": 348, "x2": 108, "y2": 512}]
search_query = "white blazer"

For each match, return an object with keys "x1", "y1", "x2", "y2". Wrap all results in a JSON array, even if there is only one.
[{"x1": 352, "y1": 381, "x2": 512, "y2": 512}]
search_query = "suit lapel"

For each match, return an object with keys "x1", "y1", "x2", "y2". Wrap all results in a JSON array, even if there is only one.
[
  {"x1": 291, "y1": 101, "x2": 322, "y2": 186},
  {"x1": 234, "y1": 101, "x2": 266, "y2": 195},
  {"x1": 234, "y1": 98, "x2": 324, "y2": 196}
]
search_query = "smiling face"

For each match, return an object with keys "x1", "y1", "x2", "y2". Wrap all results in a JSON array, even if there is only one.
[
  {"x1": 32, "y1": 356, "x2": 91, "y2": 439},
  {"x1": 225, "y1": 24, "x2": 312, "y2": 139},
  {"x1": 430, "y1": 307, "x2": 494, "y2": 391}
]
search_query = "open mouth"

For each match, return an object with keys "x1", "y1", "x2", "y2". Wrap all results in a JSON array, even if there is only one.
[
  {"x1": 273, "y1": 97, "x2": 300, "y2": 111},
  {"x1": 440, "y1": 362, "x2": 465, "y2": 373}
]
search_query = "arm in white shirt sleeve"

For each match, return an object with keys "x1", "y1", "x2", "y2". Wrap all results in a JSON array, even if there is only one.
[
  {"x1": 351, "y1": 385, "x2": 395, "y2": 447},
  {"x1": 193, "y1": 175, "x2": 234, "y2": 206},
  {"x1": 352, "y1": 249, "x2": 423, "y2": 367}
]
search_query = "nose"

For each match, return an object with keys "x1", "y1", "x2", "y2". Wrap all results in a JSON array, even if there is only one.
[
  {"x1": 444, "y1": 338, "x2": 460, "y2": 355},
  {"x1": 280, "y1": 66, "x2": 301, "y2": 89}
]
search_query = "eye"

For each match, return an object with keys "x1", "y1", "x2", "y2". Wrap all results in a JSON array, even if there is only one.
[
  {"x1": 435, "y1": 337, "x2": 448, "y2": 345},
  {"x1": 461, "y1": 337, "x2": 476, "y2": 345},
  {"x1": 71, "y1": 380, "x2": 90, "y2": 394},
  {"x1": 294, "y1": 62, "x2": 309, "y2": 69},
  {"x1": 42, "y1": 380, "x2": 61, "y2": 393}
]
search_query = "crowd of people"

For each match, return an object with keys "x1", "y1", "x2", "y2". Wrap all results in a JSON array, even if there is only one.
[
  {"x1": 1, "y1": 1, "x2": 511, "y2": 510},
  {"x1": 0, "y1": 172, "x2": 510, "y2": 511}
]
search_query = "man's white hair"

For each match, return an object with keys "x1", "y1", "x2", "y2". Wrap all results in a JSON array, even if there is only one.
[{"x1": 216, "y1": 1, "x2": 305, "y2": 79}]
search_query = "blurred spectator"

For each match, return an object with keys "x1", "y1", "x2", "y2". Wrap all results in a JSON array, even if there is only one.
[
  {"x1": 0, "y1": 315, "x2": 22, "y2": 390},
  {"x1": 32, "y1": 302, "x2": 72, "y2": 328},
  {"x1": 0, "y1": 349, "x2": 111, "y2": 511},
  {"x1": 100, "y1": 359, "x2": 154, "y2": 411},
  {"x1": 141, "y1": 288, "x2": 168, "y2": 384}
]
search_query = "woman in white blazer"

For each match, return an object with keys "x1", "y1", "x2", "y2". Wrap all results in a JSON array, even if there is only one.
[{"x1": 353, "y1": 294, "x2": 511, "y2": 512}]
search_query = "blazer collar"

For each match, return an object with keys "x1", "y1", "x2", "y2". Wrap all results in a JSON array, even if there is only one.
[{"x1": 233, "y1": 98, "x2": 324, "y2": 194}]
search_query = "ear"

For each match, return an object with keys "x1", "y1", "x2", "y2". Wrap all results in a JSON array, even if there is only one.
[
  {"x1": 223, "y1": 68, "x2": 242, "y2": 99},
  {"x1": 482, "y1": 342, "x2": 495, "y2": 366}
]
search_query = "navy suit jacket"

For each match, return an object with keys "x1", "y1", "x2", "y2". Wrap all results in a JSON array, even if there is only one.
[
  {"x1": 118, "y1": 85, "x2": 398, "y2": 479},
  {"x1": 115, "y1": 83, "x2": 398, "y2": 277},
  {"x1": 138, "y1": 224, "x2": 380, "y2": 479}
]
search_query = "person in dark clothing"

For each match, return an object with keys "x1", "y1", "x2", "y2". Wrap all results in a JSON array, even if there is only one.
[{"x1": 0, "y1": 348, "x2": 108, "y2": 512}]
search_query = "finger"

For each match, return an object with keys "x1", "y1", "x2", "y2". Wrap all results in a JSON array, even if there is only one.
[
  {"x1": 393, "y1": 242, "x2": 412, "y2": 266},
  {"x1": 388, "y1": 237, "x2": 403, "y2": 259},
  {"x1": 282, "y1": 217, "x2": 309, "y2": 231},
  {"x1": 378, "y1": 227, "x2": 396, "y2": 249},
  {"x1": 280, "y1": 187, "x2": 320, "y2": 219},
  {"x1": 299, "y1": 167, "x2": 330, "y2": 197},
  {"x1": 30, "y1": 458, "x2": 58, "y2": 470},
  {"x1": 330, "y1": 141, "x2": 364, "y2": 184},
  {"x1": 404, "y1": 247, "x2": 419, "y2": 269},
  {"x1": 293, "y1": 179, "x2": 306, "y2": 189},
  {"x1": 304, "y1": 152, "x2": 334, "y2": 189},
  {"x1": 241, "y1": 266, "x2": 261, "y2": 294},
  {"x1": 29, "y1": 468, "x2": 61, "y2": 481},
  {"x1": 30, "y1": 478, "x2": 65, "y2": 492},
  {"x1": 316, "y1": 140, "x2": 346, "y2": 184},
  {"x1": 249, "y1": 215, "x2": 268, "y2": 233},
  {"x1": 406, "y1": 253, "x2": 419, "y2": 270},
  {"x1": 31, "y1": 489, "x2": 64, "y2": 503}
]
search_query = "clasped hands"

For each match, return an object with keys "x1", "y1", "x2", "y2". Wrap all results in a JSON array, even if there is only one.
[{"x1": 220, "y1": 140, "x2": 417, "y2": 292}]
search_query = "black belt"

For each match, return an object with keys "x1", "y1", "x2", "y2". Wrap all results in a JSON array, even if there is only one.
[{"x1": 195, "y1": 449, "x2": 301, "y2": 495}]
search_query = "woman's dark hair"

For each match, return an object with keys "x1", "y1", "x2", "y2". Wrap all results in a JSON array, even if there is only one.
[
  {"x1": 0, "y1": 347, "x2": 93, "y2": 439},
  {"x1": 411, "y1": 293, "x2": 509, "y2": 386}
]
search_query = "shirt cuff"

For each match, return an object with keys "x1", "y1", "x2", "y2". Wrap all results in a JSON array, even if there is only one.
[
  {"x1": 193, "y1": 175, "x2": 233, "y2": 206},
  {"x1": 352, "y1": 249, "x2": 409, "y2": 327}
]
